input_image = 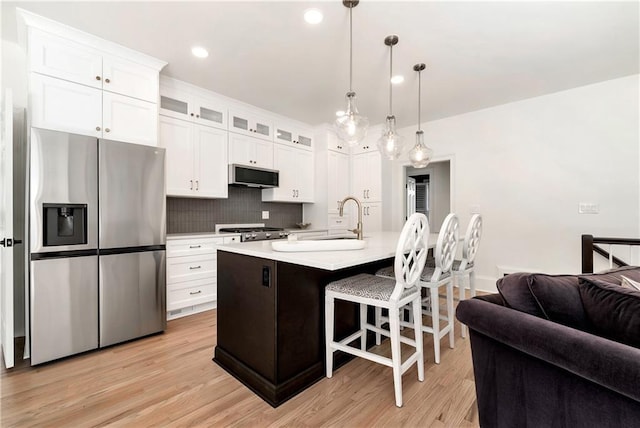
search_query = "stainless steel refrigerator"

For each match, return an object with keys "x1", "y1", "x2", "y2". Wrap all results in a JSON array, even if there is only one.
[{"x1": 29, "y1": 128, "x2": 166, "y2": 365}]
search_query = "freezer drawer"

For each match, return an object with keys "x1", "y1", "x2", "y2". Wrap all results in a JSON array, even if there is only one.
[
  {"x1": 99, "y1": 250, "x2": 166, "y2": 347},
  {"x1": 30, "y1": 255, "x2": 99, "y2": 365}
]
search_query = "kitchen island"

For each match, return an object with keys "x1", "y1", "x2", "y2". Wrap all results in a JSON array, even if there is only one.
[{"x1": 213, "y1": 232, "x2": 417, "y2": 407}]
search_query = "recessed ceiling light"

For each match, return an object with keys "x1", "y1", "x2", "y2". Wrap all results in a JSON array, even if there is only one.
[
  {"x1": 191, "y1": 46, "x2": 209, "y2": 58},
  {"x1": 391, "y1": 75, "x2": 404, "y2": 84},
  {"x1": 304, "y1": 8, "x2": 323, "y2": 25},
  {"x1": 336, "y1": 110, "x2": 345, "y2": 117}
]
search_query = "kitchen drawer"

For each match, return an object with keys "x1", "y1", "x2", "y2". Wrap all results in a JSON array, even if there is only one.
[
  {"x1": 167, "y1": 254, "x2": 216, "y2": 283},
  {"x1": 167, "y1": 236, "x2": 223, "y2": 257},
  {"x1": 168, "y1": 280, "x2": 216, "y2": 311}
]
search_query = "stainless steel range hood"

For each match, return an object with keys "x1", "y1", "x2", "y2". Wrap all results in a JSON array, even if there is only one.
[{"x1": 228, "y1": 164, "x2": 279, "y2": 188}]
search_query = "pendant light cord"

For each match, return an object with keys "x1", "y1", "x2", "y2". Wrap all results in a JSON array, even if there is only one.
[
  {"x1": 389, "y1": 44, "x2": 393, "y2": 115},
  {"x1": 349, "y1": 5, "x2": 353, "y2": 92},
  {"x1": 417, "y1": 69, "x2": 422, "y2": 131}
]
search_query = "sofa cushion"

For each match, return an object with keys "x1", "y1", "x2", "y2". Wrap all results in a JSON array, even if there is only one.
[
  {"x1": 579, "y1": 277, "x2": 640, "y2": 348},
  {"x1": 496, "y1": 266, "x2": 640, "y2": 330}
]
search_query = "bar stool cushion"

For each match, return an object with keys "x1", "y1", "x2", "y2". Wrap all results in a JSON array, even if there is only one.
[
  {"x1": 375, "y1": 266, "x2": 451, "y2": 282},
  {"x1": 327, "y1": 273, "x2": 418, "y2": 302}
]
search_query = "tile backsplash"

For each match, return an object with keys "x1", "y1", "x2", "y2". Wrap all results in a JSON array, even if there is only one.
[{"x1": 167, "y1": 186, "x2": 303, "y2": 234}]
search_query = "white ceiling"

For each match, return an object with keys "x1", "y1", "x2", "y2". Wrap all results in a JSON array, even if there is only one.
[{"x1": 2, "y1": 1, "x2": 639, "y2": 128}]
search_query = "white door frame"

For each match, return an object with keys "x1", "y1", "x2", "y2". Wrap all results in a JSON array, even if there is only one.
[
  {"x1": 393, "y1": 154, "x2": 456, "y2": 232},
  {"x1": 1, "y1": 89, "x2": 15, "y2": 368}
]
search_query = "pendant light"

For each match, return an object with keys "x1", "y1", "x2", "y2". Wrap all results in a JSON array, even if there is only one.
[
  {"x1": 335, "y1": 0, "x2": 369, "y2": 146},
  {"x1": 377, "y1": 35, "x2": 404, "y2": 160},
  {"x1": 408, "y1": 63, "x2": 433, "y2": 168}
]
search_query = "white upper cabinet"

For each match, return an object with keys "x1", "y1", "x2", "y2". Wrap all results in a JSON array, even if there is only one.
[
  {"x1": 102, "y1": 92, "x2": 158, "y2": 146},
  {"x1": 30, "y1": 73, "x2": 102, "y2": 137},
  {"x1": 228, "y1": 133, "x2": 273, "y2": 169},
  {"x1": 274, "y1": 121, "x2": 313, "y2": 151},
  {"x1": 229, "y1": 108, "x2": 273, "y2": 141},
  {"x1": 102, "y1": 56, "x2": 158, "y2": 103},
  {"x1": 159, "y1": 115, "x2": 228, "y2": 199},
  {"x1": 159, "y1": 78, "x2": 227, "y2": 130},
  {"x1": 28, "y1": 27, "x2": 103, "y2": 89},
  {"x1": 327, "y1": 130, "x2": 349, "y2": 154},
  {"x1": 262, "y1": 144, "x2": 314, "y2": 203},
  {"x1": 30, "y1": 73, "x2": 157, "y2": 146},
  {"x1": 351, "y1": 150, "x2": 382, "y2": 202},
  {"x1": 20, "y1": 9, "x2": 166, "y2": 145},
  {"x1": 327, "y1": 150, "x2": 350, "y2": 213},
  {"x1": 29, "y1": 28, "x2": 159, "y2": 103},
  {"x1": 194, "y1": 125, "x2": 228, "y2": 198}
]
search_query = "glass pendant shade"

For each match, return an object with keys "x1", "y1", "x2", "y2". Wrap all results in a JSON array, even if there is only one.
[
  {"x1": 408, "y1": 130, "x2": 433, "y2": 168},
  {"x1": 377, "y1": 115, "x2": 404, "y2": 160},
  {"x1": 335, "y1": 91, "x2": 369, "y2": 146}
]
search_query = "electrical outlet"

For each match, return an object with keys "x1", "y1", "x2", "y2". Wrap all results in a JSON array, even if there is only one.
[
  {"x1": 578, "y1": 203, "x2": 599, "y2": 214},
  {"x1": 262, "y1": 210, "x2": 269, "y2": 220}
]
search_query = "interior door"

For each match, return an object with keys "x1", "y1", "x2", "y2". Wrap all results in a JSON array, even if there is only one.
[
  {"x1": 1, "y1": 90, "x2": 15, "y2": 368},
  {"x1": 406, "y1": 176, "x2": 416, "y2": 219}
]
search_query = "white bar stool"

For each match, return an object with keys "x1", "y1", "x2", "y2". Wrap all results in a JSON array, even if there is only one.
[
  {"x1": 324, "y1": 213, "x2": 429, "y2": 407},
  {"x1": 376, "y1": 213, "x2": 459, "y2": 364},
  {"x1": 454, "y1": 213, "x2": 482, "y2": 338}
]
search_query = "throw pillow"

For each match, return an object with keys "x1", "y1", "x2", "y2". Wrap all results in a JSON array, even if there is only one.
[
  {"x1": 526, "y1": 274, "x2": 591, "y2": 330},
  {"x1": 496, "y1": 266, "x2": 640, "y2": 330},
  {"x1": 496, "y1": 273, "x2": 545, "y2": 317},
  {"x1": 578, "y1": 277, "x2": 640, "y2": 348},
  {"x1": 621, "y1": 275, "x2": 640, "y2": 291}
]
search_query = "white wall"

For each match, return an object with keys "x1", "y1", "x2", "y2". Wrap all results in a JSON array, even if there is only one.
[
  {"x1": 1, "y1": 40, "x2": 27, "y2": 109},
  {"x1": 388, "y1": 75, "x2": 640, "y2": 292}
]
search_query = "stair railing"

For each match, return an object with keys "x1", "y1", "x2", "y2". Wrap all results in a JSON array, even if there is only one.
[{"x1": 581, "y1": 234, "x2": 640, "y2": 273}]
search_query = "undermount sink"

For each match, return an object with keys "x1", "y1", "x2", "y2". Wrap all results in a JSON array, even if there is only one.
[{"x1": 271, "y1": 239, "x2": 367, "y2": 252}]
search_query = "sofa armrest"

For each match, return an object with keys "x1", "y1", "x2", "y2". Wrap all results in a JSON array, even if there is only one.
[{"x1": 456, "y1": 298, "x2": 640, "y2": 402}]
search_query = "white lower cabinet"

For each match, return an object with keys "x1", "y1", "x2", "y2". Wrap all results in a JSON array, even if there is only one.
[
  {"x1": 362, "y1": 202, "x2": 382, "y2": 233},
  {"x1": 166, "y1": 234, "x2": 239, "y2": 320}
]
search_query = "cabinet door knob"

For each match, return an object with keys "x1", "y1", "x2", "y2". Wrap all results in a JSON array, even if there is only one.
[
  {"x1": 190, "y1": 113, "x2": 194, "y2": 116},
  {"x1": 95, "y1": 76, "x2": 101, "y2": 81},
  {"x1": 96, "y1": 126, "x2": 101, "y2": 131},
  {"x1": 196, "y1": 114, "x2": 200, "y2": 118},
  {"x1": 105, "y1": 128, "x2": 110, "y2": 133},
  {"x1": 104, "y1": 78, "x2": 110, "y2": 83},
  {"x1": 190, "y1": 180, "x2": 193, "y2": 190},
  {"x1": 195, "y1": 180, "x2": 199, "y2": 190}
]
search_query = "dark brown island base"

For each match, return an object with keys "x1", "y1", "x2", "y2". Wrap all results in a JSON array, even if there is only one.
[{"x1": 213, "y1": 232, "x2": 433, "y2": 407}]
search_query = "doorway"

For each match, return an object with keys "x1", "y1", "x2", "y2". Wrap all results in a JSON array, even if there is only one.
[{"x1": 405, "y1": 160, "x2": 450, "y2": 232}]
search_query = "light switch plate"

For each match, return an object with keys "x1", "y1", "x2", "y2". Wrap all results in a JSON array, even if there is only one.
[
  {"x1": 578, "y1": 203, "x2": 599, "y2": 214},
  {"x1": 262, "y1": 210, "x2": 269, "y2": 220}
]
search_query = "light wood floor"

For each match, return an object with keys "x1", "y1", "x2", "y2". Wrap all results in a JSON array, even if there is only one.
[{"x1": 1, "y1": 301, "x2": 479, "y2": 427}]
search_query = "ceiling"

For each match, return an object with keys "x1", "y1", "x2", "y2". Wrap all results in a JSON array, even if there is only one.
[{"x1": 2, "y1": 1, "x2": 639, "y2": 128}]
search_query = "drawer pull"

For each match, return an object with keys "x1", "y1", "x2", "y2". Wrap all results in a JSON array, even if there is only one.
[
  {"x1": 189, "y1": 245, "x2": 201, "y2": 249},
  {"x1": 189, "y1": 265, "x2": 202, "y2": 270},
  {"x1": 189, "y1": 290, "x2": 202, "y2": 295}
]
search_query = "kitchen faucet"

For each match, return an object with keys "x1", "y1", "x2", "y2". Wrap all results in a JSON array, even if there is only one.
[{"x1": 338, "y1": 196, "x2": 363, "y2": 240}]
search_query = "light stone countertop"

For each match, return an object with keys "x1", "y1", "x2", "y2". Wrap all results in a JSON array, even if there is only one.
[
  {"x1": 167, "y1": 232, "x2": 240, "y2": 240},
  {"x1": 217, "y1": 232, "x2": 440, "y2": 271}
]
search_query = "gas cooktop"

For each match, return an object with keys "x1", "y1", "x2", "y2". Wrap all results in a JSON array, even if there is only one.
[{"x1": 216, "y1": 224, "x2": 288, "y2": 242}]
